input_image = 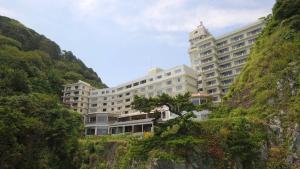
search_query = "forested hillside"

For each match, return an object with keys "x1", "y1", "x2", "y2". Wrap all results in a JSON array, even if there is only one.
[{"x1": 0, "y1": 16, "x2": 106, "y2": 169}]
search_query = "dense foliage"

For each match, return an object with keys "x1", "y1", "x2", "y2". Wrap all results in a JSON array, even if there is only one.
[{"x1": 0, "y1": 15, "x2": 106, "y2": 169}]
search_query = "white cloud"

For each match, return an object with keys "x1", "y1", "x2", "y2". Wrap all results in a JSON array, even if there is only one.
[
  {"x1": 69, "y1": 0, "x2": 117, "y2": 18},
  {"x1": 113, "y1": 0, "x2": 272, "y2": 33}
]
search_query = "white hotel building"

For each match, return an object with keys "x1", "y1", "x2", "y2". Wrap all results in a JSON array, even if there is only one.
[
  {"x1": 189, "y1": 19, "x2": 265, "y2": 102},
  {"x1": 63, "y1": 65, "x2": 205, "y2": 135},
  {"x1": 62, "y1": 19, "x2": 266, "y2": 135}
]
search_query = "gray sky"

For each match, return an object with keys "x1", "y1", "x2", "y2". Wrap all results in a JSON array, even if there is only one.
[{"x1": 0, "y1": 0, "x2": 275, "y2": 87}]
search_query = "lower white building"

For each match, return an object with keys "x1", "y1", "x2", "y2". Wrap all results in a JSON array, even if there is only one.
[{"x1": 84, "y1": 65, "x2": 200, "y2": 136}]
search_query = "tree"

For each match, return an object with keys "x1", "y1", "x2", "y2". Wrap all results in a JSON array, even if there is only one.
[{"x1": 131, "y1": 93, "x2": 197, "y2": 136}]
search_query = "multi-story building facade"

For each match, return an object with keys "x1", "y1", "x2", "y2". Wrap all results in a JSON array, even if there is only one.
[
  {"x1": 62, "y1": 80, "x2": 94, "y2": 114},
  {"x1": 189, "y1": 19, "x2": 265, "y2": 102},
  {"x1": 63, "y1": 65, "x2": 200, "y2": 136}
]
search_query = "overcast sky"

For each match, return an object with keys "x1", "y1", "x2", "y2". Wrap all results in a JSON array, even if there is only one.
[{"x1": 0, "y1": 0, "x2": 275, "y2": 87}]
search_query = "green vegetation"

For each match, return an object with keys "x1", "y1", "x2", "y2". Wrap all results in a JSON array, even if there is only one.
[
  {"x1": 1, "y1": 0, "x2": 300, "y2": 168},
  {"x1": 0, "y1": 15, "x2": 106, "y2": 169}
]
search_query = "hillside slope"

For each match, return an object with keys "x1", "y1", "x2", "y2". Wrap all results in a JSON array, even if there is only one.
[
  {"x1": 0, "y1": 15, "x2": 106, "y2": 96},
  {"x1": 0, "y1": 16, "x2": 106, "y2": 169}
]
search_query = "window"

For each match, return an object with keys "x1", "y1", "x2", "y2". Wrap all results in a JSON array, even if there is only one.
[
  {"x1": 165, "y1": 72, "x2": 171, "y2": 76},
  {"x1": 125, "y1": 98, "x2": 130, "y2": 102},
  {"x1": 176, "y1": 85, "x2": 183, "y2": 90},
  {"x1": 91, "y1": 104, "x2": 97, "y2": 107},
  {"x1": 149, "y1": 78, "x2": 154, "y2": 81},
  {"x1": 231, "y1": 34, "x2": 244, "y2": 42},
  {"x1": 201, "y1": 49, "x2": 212, "y2": 56},
  {"x1": 234, "y1": 58, "x2": 247, "y2": 65},
  {"x1": 75, "y1": 86, "x2": 79, "y2": 89},
  {"x1": 166, "y1": 80, "x2": 172, "y2": 85},
  {"x1": 177, "y1": 78, "x2": 181, "y2": 82},
  {"x1": 247, "y1": 28, "x2": 262, "y2": 36},
  {"x1": 212, "y1": 97, "x2": 219, "y2": 102},
  {"x1": 103, "y1": 108, "x2": 107, "y2": 112},
  {"x1": 111, "y1": 102, "x2": 114, "y2": 105},
  {"x1": 103, "y1": 97, "x2": 107, "y2": 100},
  {"x1": 161, "y1": 112, "x2": 166, "y2": 119},
  {"x1": 125, "y1": 105, "x2": 130, "y2": 108},
  {"x1": 202, "y1": 64, "x2": 214, "y2": 71},
  {"x1": 103, "y1": 103, "x2": 107, "y2": 106},
  {"x1": 221, "y1": 70, "x2": 233, "y2": 77},
  {"x1": 221, "y1": 79, "x2": 233, "y2": 85},
  {"x1": 206, "y1": 80, "x2": 216, "y2": 86},
  {"x1": 111, "y1": 108, "x2": 114, "y2": 111},
  {"x1": 126, "y1": 92, "x2": 130, "y2": 96},
  {"x1": 89, "y1": 116, "x2": 96, "y2": 123},
  {"x1": 118, "y1": 107, "x2": 122, "y2": 110},
  {"x1": 201, "y1": 57, "x2": 213, "y2": 63},
  {"x1": 220, "y1": 63, "x2": 231, "y2": 69},
  {"x1": 118, "y1": 94, "x2": 123, "y2": 98},
  {"x1": 233, "y1": 50, "x2": 247, "y2": 57},
  {"x1": 206, "y1": 72, "x2": 215, "y2": 78},
  {"x1": 157, "y1": 75, "x2": 162, "y2": 79},
  {"x1": 200, "y1": 42, "x2": 211, "y2": 49},
  {"x1": 219, "y1": 55, "x2": 230, "y2": 61},
  {"x1": 217, "y1": 40, "x2": 227, "y2": 47},
  {"x1": 218, "y1": 47, "x2": 229, "y2": 54},
  {"x1": 86, "y1": 128, "x2": 95, "y2": 135},
  {"x1": 208, "y1": 88, "x2": 217, "y2": 94},
  {"x1": 232, "y1": 42, "x2": 245, "y2": 50},
  {"x1": 133, "y1": 82, "x2": 139, "y2": 86},
  {"x1": 222, "y1": 88, "x2": 229, "y2": 93},
  {"x1": 191, "y1": 99, "x2": 200, "y2": 105},
  {"x1": 126, "y1": 84, "x2": 132, "y2": 89},
  {"x1": 102, "y1": 91, "x2": 105, "y2": 94},
  {"x1": 197, "y1": 80, "x2": 202, "y2": 84},
  {"x1": 140, "y1": 80, "x2": 146, "y2": 84}
]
